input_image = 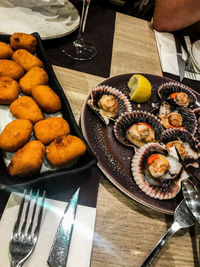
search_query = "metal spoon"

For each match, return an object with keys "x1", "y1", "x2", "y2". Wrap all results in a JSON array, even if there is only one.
[
  {"x1": 182, "y1": 179, "x2": 200, "y2": 224},
  {"x1": 174, "y1": 147, "x2": 200, "y2": 224},
  {"x1": 140, "y1": 200, "x2": 196, "y2": 267}
]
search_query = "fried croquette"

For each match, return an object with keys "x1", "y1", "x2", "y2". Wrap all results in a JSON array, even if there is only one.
[
  {"x1": 0, "y1": 76, "x2": 20, "y2": 104},
  {"x1": 34, "y1": 117, "x2": 70, "y2": 144},
  {"x1": 31, "y1": 85, "x2": 61, "y2": 113},
  {"x1": 0, "y1": 119, "x2": 32, "y2": 152},
  {"x1": 0, "y1": 42, "x2": 13, "y2": 59},
  {"x1": 8, "y1": 140, "x2": 45, "y2": 178},
  {"x1": 46, "y1": 135, "x2": 87, "y2": 167},
  {"x1": 10, "y1": 96, "x2": 44, "y2": 123},
  {"x1": 19, "y1": 67, "x2": 49, "y2": 95},
  {"x1": 12, "y1": 49, "x2": 43, "y2": 72},
  {"x1": 0, "y1": 59, "x2": 24, "y2": 79},
  {"x1": 10, "y1": 33, "x2": 37, "y2": 53}
]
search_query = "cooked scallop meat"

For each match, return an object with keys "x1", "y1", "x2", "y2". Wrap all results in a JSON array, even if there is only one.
[
  {"x1": 168, "y1": 112, "x2": 182, "y2": 127},
  {"x1": 170, "y1": 92, "x2": 190, "y2": 107},
  {"x1": 98, "y1": 94, "x2": 118, "y2": 118},
  {"x1": 126, "y1": 122, "x2": 155, "y2": 147}
]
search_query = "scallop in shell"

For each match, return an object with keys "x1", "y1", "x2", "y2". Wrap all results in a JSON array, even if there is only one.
[
  {"x1": 158, "y1": 100, "x2": 197, "y2": 134},
  {"x1": 87, "y1": 85, "x2": 132, "y2": 125},
  {"x1": 114, "y1": 110, "x2": 163, "y2": 148},
  {"x1": 158, "y1": 82, "x2": 197, "y2": 107},
  {"x1": 131, "y1": 143, "x2": 186, "y2": 200},
  {"x1": 160, "y1": 128, "x2": 199, "y2": 161}
]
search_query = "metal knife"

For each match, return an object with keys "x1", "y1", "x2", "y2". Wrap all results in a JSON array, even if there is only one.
[
  {"x1": 174, "y1": 33, "x2": 186, "y2": 82},
  {"x1": 47, "y1": 187, "x2": 80, "y2": 267},
  {"x1": 175, "y1": 147, "x2": 200, "y2": 184}
]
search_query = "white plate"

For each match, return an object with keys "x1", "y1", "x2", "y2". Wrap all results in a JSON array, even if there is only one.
[
  {"x1": 191, "y1": 40, "x2": 200, "y2": 70},
  {"x1": 0, "y1": 0, "x2": 80, "y2": 40}
]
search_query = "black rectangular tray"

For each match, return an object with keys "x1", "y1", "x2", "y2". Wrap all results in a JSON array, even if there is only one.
[{"x1": 0, "y1": 32, "x2": 97, "y2": 189}]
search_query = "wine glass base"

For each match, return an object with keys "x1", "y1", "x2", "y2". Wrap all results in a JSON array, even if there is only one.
[{"x1": 62, "y1": 40, "x2": 97, "y2": 61}]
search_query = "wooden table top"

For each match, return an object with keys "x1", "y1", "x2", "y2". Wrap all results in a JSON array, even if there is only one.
[{"x1": 52, "y1": 13, "x2": 199, "y2": 267}]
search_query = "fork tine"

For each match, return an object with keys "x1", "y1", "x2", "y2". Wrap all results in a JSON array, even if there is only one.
[
  {"x1": 27, "y1": 189, "x2": 39, "y2": 235},
  {"x1": 13, "y1": 189, "x2": 27, "y2": 234},
  {"x1": 21, "y1": 189, "x2": 32, "y2": 234},
  {"x1": 34, "y1": 190, "x2": 45, "y2": 235}
]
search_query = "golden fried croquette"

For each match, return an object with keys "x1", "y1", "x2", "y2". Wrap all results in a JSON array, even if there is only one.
[
  {"x1": 0, "y1": 119, "x2": 32, "y2": 152},
  {"x1": 12, "y1": 49, "x2": 43, "y2": 72},
  {"x1": 34, "y1": 117, "x2": 70, "y2": 144},
  {"x1": 0, "y1": 76, "x2": 20, "y2": 104},
  {"x1": 31, "y1": 85, "x2": 61, "y2": 113},
  {"x1": 10, "y1": 33, "x2": 37, "y2": 53},
  {"x1": 8, "y1": 140, "x2": 45, "y2": 178},
  {"x1": 10, "y1": 96, "x2": 44, "y2": 123},
  {"x1": 0, "y1": 59, "x2": 24, "y2": 79},
  {"x1": 46, "y1": 135, "x2": 87, "y2": 167},
  {"x1": 0, "y1": 42, "x2": 13, "y2": 59},
  {"x1": 19, "y1": 67, "x2": 49, "y2": 95}
]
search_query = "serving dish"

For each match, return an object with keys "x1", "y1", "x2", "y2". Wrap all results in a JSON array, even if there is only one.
[
  {"x1": 0, "y1": 32, "x2": 97, "y2": 189},
  {"x1": 0, "y1": 0, "x2": 80, "y2": 40},
  {"x1": 81, "y1": 73, "x2": 200, "y2": 215}
]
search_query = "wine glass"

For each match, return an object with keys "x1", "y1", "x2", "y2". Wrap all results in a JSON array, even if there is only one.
[{"x1": 62, "y1": 0, "x2": 97, "y2": 61}]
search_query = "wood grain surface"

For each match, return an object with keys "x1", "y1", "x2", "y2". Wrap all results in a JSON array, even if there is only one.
[{"x1": 53, "y1": 14, "x2": 199, "y2": 267}]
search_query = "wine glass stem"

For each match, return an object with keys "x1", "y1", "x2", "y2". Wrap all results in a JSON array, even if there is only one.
[{"x1": 77, "y1": 0, "x2": 90, "y2": 41}]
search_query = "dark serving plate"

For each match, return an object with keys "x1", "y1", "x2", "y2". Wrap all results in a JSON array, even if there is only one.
[
  {"x1": 0, "y1": 32, "x2": 97, "y2": 190},
  {"x1": 81, "y1": 73, "x2": 200, "y2": 215}
]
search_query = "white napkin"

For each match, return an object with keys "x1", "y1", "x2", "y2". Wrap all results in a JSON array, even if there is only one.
[
  {"x1": 0, "y1": 192, "x2": 96, "y2": 267},
  {"x1": 154, "y1": 30, "x2": 200, "y2": 81}
]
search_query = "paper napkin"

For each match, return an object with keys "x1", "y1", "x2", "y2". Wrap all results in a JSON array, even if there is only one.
[
  {"x1": 0, "y1": 192, "x2": 96, "y2": 267},
  {"x1": 154, "y1": 30, "x2": 200, "y2": 81}
]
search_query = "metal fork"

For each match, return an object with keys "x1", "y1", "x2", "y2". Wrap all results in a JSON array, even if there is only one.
[
  {"x1": 185, "y1": 57, "x2": 196, "y2": 80},
  {"x1": 9, "y1": 189, "x2": 45, "y2": 267},
  {"x1": 140, "y1": 200, "x2": 196, "y2": 266}
]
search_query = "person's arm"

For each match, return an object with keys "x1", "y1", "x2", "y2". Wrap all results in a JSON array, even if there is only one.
[{"x1": 153, "y1": 0, "x2": 200, "y2": 32}]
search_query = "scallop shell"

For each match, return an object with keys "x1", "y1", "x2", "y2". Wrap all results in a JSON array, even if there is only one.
[
  {"x1": 160, "y1": 128, "x2": 199, "y2": 161},
  {"x1": 131, "y1": 142, "x2": 185, "y2": 200},
  {"x1": 87, "y1": 85, "x2": 132, "y2": 125},
  {"x1": 193, "y1": 108, "x2": 200, "y2": 145},
  {"x1": 114, "y1": 110, "x2": 163, "y2": 148},
  {"x1": 157, "y1": 82, "x2": 197, "y2": 107},
  {"x1": 194, "y1": 108, "x2": 200, "y2": 119},
  {"x1": 158, "y1": 101, "x2": 197, "y2": 134}
]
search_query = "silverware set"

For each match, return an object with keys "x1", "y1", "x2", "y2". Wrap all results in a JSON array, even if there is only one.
[
  {"x1": 8, "y1": 188, "x2": 80, "y2": 267},
  {"x1": 174, "y1": 33, "x2": 199, "y2": 81}
]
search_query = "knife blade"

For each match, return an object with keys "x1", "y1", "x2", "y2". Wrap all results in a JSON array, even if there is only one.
[
  {"x1": 47, "y1": 187, "x2": 80, "y2": 267},
  {"x1": 174, "y1": 33, "x2": 186, "y2": 82}
]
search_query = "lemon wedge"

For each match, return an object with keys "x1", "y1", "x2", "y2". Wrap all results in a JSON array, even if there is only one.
[{"x1": 128, "y1": 74, "x2": 152, "y2": 103}]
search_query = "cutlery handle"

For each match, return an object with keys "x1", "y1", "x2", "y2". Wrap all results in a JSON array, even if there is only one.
[
  {"x1": 140, "y1": 222, "x2": 180, "y2": 267},
  {"x1": 184, "y1": 36, "x2": 192, "y2": 53}
]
